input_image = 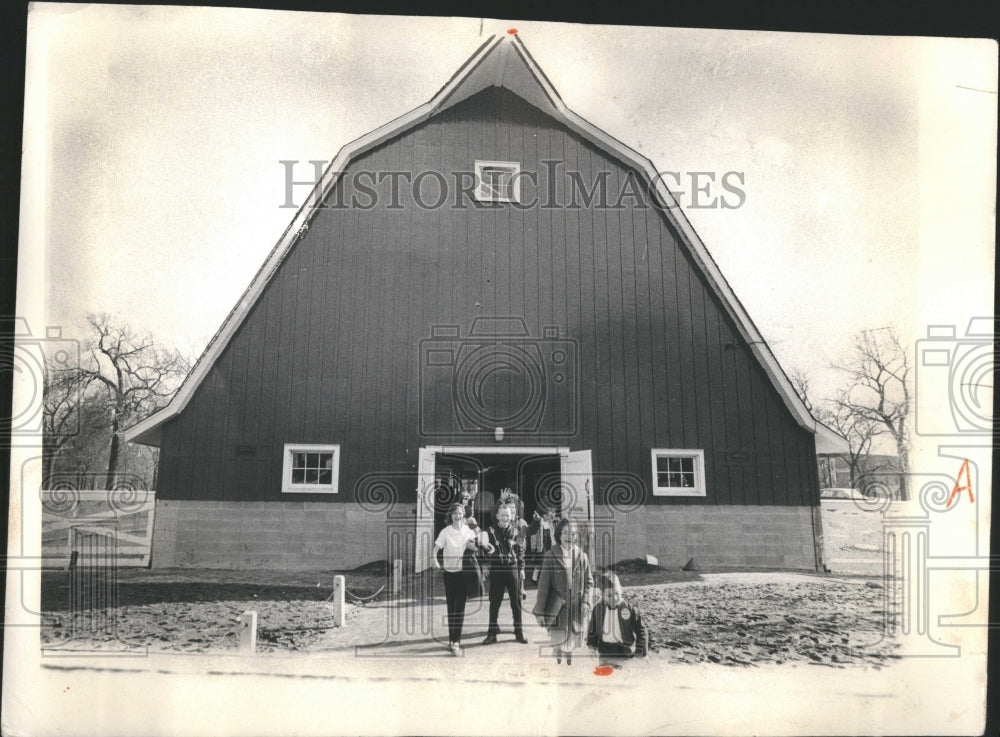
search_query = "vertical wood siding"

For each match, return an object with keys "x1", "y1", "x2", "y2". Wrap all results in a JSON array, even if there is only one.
[{"x1": 158, "y1": 88, "x2": 818, "y2": 507}]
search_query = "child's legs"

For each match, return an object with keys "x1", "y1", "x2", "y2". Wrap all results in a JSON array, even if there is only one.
[
  {"x1": 486, "y1": 569, "x2": 507, "y2": 634},
  {"x1": 597, "y1": 642, "x2": 633, "y2": 662},
  {"x1": 442, "y1": 571, "x2": 466, "y2": 643}
]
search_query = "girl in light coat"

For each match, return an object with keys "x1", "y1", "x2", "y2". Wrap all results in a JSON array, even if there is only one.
[{"x1": 531, "y1": 518, "x2": 593, "y2": 664}]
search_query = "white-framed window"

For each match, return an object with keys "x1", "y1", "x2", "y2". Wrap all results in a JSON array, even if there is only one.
[
  {"x1": 474, "y1": 160, "x2": 521, "y2": 203},
  {"x1": 282, "y1": 443, "x2": 340, "y2": 494},
  {"x1": 651, "y1": 449, "x2": 706, "y2": 497}
]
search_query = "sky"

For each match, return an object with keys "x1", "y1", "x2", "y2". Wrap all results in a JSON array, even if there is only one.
[
  {"x1": 7, "y1": 9, "x2": 996, "y2": 730},
  {"x1": 19, "y1": 4, "x2": 997, "y2": 415}
]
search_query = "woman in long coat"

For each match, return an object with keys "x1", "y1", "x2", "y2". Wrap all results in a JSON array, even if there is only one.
[{"x1": 531, "y1": 518, "x2": 594, "y2": 664}]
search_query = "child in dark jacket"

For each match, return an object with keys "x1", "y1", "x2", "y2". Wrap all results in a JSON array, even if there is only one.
[{"x1": 587, "y1": 572, "x2": 648, "y2": 667}]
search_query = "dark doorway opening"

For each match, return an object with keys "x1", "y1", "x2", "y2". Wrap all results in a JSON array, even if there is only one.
[{"x1": 431, "y1": 452, "x2": 561, "y2": 538}]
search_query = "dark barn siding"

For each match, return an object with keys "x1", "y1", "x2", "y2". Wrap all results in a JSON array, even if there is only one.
[{"x1": 158, "y1": 88, "x2": 818, "y2": 507}]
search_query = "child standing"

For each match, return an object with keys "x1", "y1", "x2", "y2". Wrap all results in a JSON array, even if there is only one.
[
  {"x1": 432, "y1": 503, "x2": 480, "y2": 655},
  {"x1": 586, "y1": 571, "x2": 648, "y2": 667},
  {"x1": 480, "y1": 504, "x2": 528, "y2": 644}
]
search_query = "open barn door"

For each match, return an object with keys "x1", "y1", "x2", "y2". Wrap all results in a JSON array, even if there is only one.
[
  {"x1": 560, "y1": 449, "x2": 594, "y2": 561},
  {"x1": 415, "y1": 447, "x2": 436, "y2": 573}
]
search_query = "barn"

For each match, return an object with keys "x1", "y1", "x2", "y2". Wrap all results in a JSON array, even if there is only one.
[{"x1": 124, "y1": 33, "x2": 847, "y2": 572}]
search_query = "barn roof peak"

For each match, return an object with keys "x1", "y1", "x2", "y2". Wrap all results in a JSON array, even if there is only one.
[
  {"x1": 427, "y1": 32, "x2": 563, "y2": 119},
  {"x1": 123, "y1": 33, "x2": 842, "y2": 451}
]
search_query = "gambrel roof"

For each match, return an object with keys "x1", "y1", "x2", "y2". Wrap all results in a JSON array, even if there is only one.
[{"x1": 124, "y1": 32, "x2": 847, "y2": 453}]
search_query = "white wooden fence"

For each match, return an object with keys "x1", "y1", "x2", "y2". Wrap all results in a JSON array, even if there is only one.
[{"x1": 41, "y1": 489, "x2": 156, "y2": 567}]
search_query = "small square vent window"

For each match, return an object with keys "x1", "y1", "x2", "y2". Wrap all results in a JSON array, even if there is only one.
[{"x1": 475, "y1": 160, "x2": 521, "y2": 203}]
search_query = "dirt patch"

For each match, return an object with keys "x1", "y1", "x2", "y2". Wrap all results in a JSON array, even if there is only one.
[
  {"x1": 40, "y1": 569, "x2": 900, "y2": 666},
  {"x1": 629, "y1": 574, "x2": 899, "y2": 667},
  {"x1": 41, "y1": 568, "x2": 390, "y2": 654},
  {"x1": 349, "y1": 560, "x2": 391, "y2": 576},
  {"x1": 599, "y1": 559, "x2": 702, "y2": 587}
]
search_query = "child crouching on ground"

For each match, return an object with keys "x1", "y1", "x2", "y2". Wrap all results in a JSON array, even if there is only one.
[{"x1": 586, "y1": 571, "x2": 648, "y2": 667}]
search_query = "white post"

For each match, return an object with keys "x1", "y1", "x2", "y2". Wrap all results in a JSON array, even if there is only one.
[
  {"x1": 392, "y1": 559, "x2": 402, "y2": 597},
  {"x1": 331, "y1": 575, "x2": 345, "y2": 628},
  {"x1": 239, "y1": 611, "x2": 257, "y2": 654}
]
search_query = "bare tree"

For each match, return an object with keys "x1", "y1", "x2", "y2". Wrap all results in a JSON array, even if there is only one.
[
  {"x1": 789, "y1": 368, "x2": 815, "y2": 414},
  {"x1": 833, "y1": 328, "x2": 912, "y2": 499},
  {"x1": 42, "y1": 361, "x2": 90, "y2": 481},
  {"x1": 77, "y1": 315, "x2": 189, "y2": 488},
  {"x1": 825, "y1": 391, "x2": 886, "y2": 488},
  {"x1": 791, "y1": 367, "x2": 836, "y2": 486}
]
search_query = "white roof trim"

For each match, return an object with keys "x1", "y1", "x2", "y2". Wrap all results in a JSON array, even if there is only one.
[
  {"x1": 814, "y1": 421, "x2": 851, "y2": 455},
  {"x1": 124, "y1": 33, "x2": 820, "y2": 447}
]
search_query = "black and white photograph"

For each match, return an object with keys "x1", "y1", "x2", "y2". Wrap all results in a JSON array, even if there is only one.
[{"x1": 2, "y1": 4, "x2": 995, "y2": 735}]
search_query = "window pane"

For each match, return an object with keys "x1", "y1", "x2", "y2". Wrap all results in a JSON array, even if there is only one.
[
  {"x1": 293, "y1": 452, "x2": 306, "y2": 469},
  {"x1": 307, "y1": 453, "x2": 319, "y2": 469},
  {"x1": 321, "y1": 454, "x2": 333, "y2": 469},
  {"x1": 305, "y1": 469, "x2": 319, "y2": 484},
  {"x1": 654, "y1": 452, "x2": 702, "y2": 493},
  {"x1": 479, "y1": 164, "x2": 517, "y2": 201},
  {"x1": 318, "y1": 469, "x2": 332, "y2": 485},
  {"x1": 292, "y1": 468, "x2": 305, "y2": 484}
]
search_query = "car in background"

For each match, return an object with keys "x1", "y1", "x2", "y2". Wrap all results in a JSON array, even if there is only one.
[
  {"x1": 820, "y1": 487, "x2": 881, "y2": 500},
  {"x1": 820, "y1": 487, "x2": 858, "y2": 500}
]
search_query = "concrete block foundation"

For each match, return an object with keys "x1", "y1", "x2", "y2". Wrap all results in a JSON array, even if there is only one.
[
  {"x1": 152, "y1": 500, "x2": 417, "y2": 570},
  {"x1": 151, "y1": 500, "x2": 820, "y2": 571},
  {"x1": 590, "y1": 504, "x2": 820, "y2": 571}
]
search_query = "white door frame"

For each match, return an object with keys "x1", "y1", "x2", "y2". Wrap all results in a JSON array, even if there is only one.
[
  {"x1": 560, "y1": 449, "x2": 595, "y2": 562},
  {"x1": 425, "y1": 446, "x2": 569, "y2": 455},
  {"x1": 415, "y1": 445, "x2": 589, "y2": 573}
]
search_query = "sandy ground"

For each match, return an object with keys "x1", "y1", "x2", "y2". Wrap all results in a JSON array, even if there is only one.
[
  {"x1": 40, "y1": 567, "x2": 899, "y2": 668},
  {"x1": 628, "y1": 572, "x2": 898, "y2": 667}
]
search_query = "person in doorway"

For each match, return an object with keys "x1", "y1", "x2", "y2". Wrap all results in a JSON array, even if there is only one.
[
  {"x1": 498, "y1": 488, "x2": 530, "y2": 557},
  {"x1": 432, "y1": 502, "x2": 479, "y2": 655},
  {"x1": 531, "y1": 518, "x2": 593, "y2": 665},
  {"x1": 587, "y1": 571, "x2": 648, "y2": 668},
  {"x1": 525, "y1": 506, "x2": 556, "y2": 585},
  {"x1": 481, "y1": 504, "x2": 528, "y2": 645}
]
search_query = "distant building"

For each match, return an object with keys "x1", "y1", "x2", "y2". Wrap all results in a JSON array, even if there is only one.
[{"x1": 818, "y1": 453, "x2": 904, "y2": 498}]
